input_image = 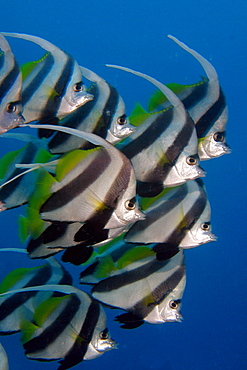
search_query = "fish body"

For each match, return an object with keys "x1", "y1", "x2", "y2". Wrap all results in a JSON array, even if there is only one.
[
  {"x1": 0, "y1": 34, "x2": 24, "y2": 134},
  {"x1": 0, "y1": 343, "x2": 8, "y2": 370},
  {"x1": 48, "y1": 66, "x2": 135, "y2": 154},
  {"x1": 18, "y1": 286, "x2": 116, "y2": 368},
  {"x1": 0, "y1": 258, "x2": 72, "y2": 334},
  {"x1": 149, "y1": 35, "x2": 230, "y2": 160},
  {"x1": 2, "y1": 32, "x2": 93, "y2": 123},
  {"x1": 109, "y1": 64, "x2": 205, "y2": 195},
  {"x1": 91, "y1": 249, "x2": 186, "y2": 326},
  {"x1": 125, "y1": 179, "x2": 217, "y2": 250}
]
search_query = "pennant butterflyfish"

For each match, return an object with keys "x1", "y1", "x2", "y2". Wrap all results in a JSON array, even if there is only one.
[
  {"x1": 1, "y1": 32, "x2": 93, "y2": 123},
  {"x1": 125, "y1": 179, "x2": 217, "y2": 252},
  {"x1": 48, "y1": 66, "x2": 135, "y2": 154},
  {"x1": 108, "y1": 64, "x2": 205, "y2": 196},
  {"x1": 149, "y1": 35, "x2": 230, "y2": 160},
  {"x1": 0, "y1": 34, "x2": 24, "y2": 134},
  {"x1": 16, "y1": 124, "x2": 144, "y2": 264},
  {"x1": 0, "y1": 284, "x2": 117, "y2": 368},
  {"x1": 90, "y1": 249, "x2": 186, "y2": 327}
]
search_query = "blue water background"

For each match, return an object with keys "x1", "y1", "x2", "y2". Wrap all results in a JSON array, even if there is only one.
[{"x1": 0, "y1": 1, "x2": 246, "y2": 369}]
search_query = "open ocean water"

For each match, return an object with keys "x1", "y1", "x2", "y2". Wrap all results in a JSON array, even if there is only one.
[{"x1": 0, "y1": 0, "x2": 246, "y2": 369}]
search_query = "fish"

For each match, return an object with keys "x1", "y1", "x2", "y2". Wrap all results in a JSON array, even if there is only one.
[
  {"x1": 90, "y1": 249, "x2": 186, "y2": 328},
  {"x1": 107, "y1": 64, "x2": 205, "y2": 197},
  {"x1": 149, "y1": 35, "x2": 230, "y2": 160},
  {"x1": 48, "y1": 66, "x2": 136, "y2": 154},
  {"x1": 0, "y1": 134, "x2": 55, "y2": 211},
  {"x1": 0, "y1": 284, "x2": 117, "y2": 368},
  {"x1": 0, "y1": 34, "x2": 24, "y2": 134},
  {"x1": 0, "y1": 343, "x2": 8, "y2": 370},
  {"x1": 0, "y1": 255, "x2": 72, "y2": 334},
  {"x1": 17, "y1": 124, "x2": 144, "y2": 263},
  {"x1": 2, "y1": 32, "x2": 93, "y2": 124},
  {"x1": 125, "y1": 179, "x2": 217, "y2": 255}
]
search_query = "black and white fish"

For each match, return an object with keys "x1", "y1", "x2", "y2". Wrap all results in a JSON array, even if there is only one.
[
  {"x1": 2, "y1": 32, "x2": 93, "y2": 123},
  {"x1": 0, "y1": 34, "x2": 24, "y2": 134},
  {"x1": 0, "y1": 284, "x2": 117, "y2": 368},
  {"x1": 89, "y1": 249, "x2": 186, "y2": 328},
  {"x1": 48, "y1": 66, "x2": 135, "y2": 154},
  {"x1": 108, "y1": 64, "x2": 205, "y2": 197},
  {"x1": 125, "y1": 179, "x2": 217, "y2": 253}
]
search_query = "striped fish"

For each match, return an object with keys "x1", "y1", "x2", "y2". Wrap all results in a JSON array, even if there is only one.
[
  {"x1": 125, "y1": 179, "x2": 217, "y2": 253},
  {"x1": 149, "y1": 35, "x2": 230, "y2": 160},
  {"x1": 91, "y1": 249, "x2": 186, "y2": 328},
  {"x1": 27, "y1": 124, "x2": 144, "y2": 225},
  {"x1": 2, "y1": 32, "x2": 93, "y2": 123},
  {"x1": 108, "y1": 64, "x2": 205, "y2": 197},
  {"x1": 48, "y1": 66, "x2": 135, "y2": 154},
  {"x1": 0, "y1": 34, "x2": 24, "y2": 134},
  {"x1": 0, "y1": 134, "x2": 55, "y2": 211},
  {"x1": 0, "y1": 257, "x2": 72, "y2": 334},
  {"x1": 0, "y1": 343, "x2": 8, "y2": 370},
  {"x1": 17, "y1": 124, "x2": 144, "y2": 263},
  {"x1": 0, "y1": 284, "x2": 117, "y2": 368}
]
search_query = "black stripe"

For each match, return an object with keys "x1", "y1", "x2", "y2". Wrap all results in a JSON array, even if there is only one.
[
  {"x1": 92, "y1": 258, "x2": 171, "y2": 293},
  {"x1": 195, "y1": 88, "x2": 227, "y2": 138},
  {"x1": 23, "y1": 293, "x2": 81, "y2": 354},
  {"x1": 91, "y1": 84, "x2": 120, "y2": 140},
  {"x1": 181, "y1": 78, "x2": 209, "y2": 111},
  {"x1": 0, "y1": 263, "x2": 52, "y2": 323},
  {"x1": 40, "y1": 149, "x2": 111, "y2": 215},
  {"x1": 39, "y1": 56, "x2": 74, "y2": 120},
  {"x1": 58, "y1": 299, "x2": 101, "y2": 369},
  {"x1": 126, "y1": 184, "x2": 188, "y2": 240},
  {"x1": 153, "y1": 186, "x2": 207, "y2": 250},
  {"x1": 132, "y1": 265, "x2": 185, "y2": 319},
  {"x1": 0, "y1": 59, "x2": 20, "y2": 104},
  {"x1": 0, "y1": 142, "x2": 38, "y2": 202},
  {"x1": 21, "y1": 53, "x2": 54, "y2": 105},
  {"x1": 144, "y1": 115, "x2": 195, "y2": 183},
  {"x1": 121, "y1": 108, "x2": 174, "y2": 159}
]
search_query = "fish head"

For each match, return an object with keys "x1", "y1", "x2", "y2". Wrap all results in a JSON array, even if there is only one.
[
  {"x1": 198, "y1": 131, "x2": 231, "y2": 160},
  {"x1": 85, "y1": 308, "x2": 117, "y2": 360},
  {"x1": 105, "y1": 96, "x2": 136, "y2": 144},
  {"x1": 0, "y1": 101, "x2": 25, "y2": 134},
  {"x1": 58, "y1": 81, "x2": 94, "y2": 117},
  {"x1": 159, "y1": 274, "x2": 186, "y2": 322},
  {"x1": 181, "y1": 202, "x2": 217, "y2": 248},
  {"x1": 167, "y1": 152, "x2": 206, "y2": 187}
]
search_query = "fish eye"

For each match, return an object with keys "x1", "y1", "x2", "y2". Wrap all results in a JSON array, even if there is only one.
[
  {"x1": 201, "y1": 222, "x2": 210, "y2": 231},
  {"x1": 213, "y1": 132, "x2": 224, "y2": 142},
  {"x1": 117, "y1": 115, "x2": 127, "y2": 125},
  {"x1": 6, "y1": 102, "x2": 16, "y2": 113},
  {"x1": 169, "y1": 300, "x2": 178, "y2": 309},
  {"x1": 186, "y1": 156, "x2": 197, "y2": 165},
  {"x1": 99, "y1": 329, "x2": 109, "y2": 339},
  {"x1": 73, "y1": 82, "x2": 84, "y2": 92},
  {"x1": 125, "y1": 200, "x2": 136, "y2": 210}
]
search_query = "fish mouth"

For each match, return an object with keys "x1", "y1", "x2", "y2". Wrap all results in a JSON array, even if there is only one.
[{"x1": 74, "y1": 92, "x2": 94, "y2": 107}]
